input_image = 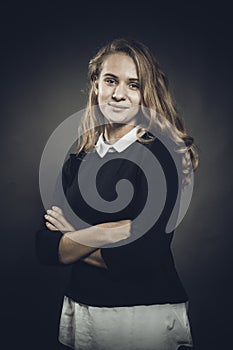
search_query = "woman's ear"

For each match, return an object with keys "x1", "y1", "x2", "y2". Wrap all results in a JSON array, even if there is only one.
[{"x1": 93, "y1": 78, "x2": 98, "y2": 96}]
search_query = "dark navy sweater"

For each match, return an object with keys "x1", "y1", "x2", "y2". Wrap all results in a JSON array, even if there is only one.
[{"x1": 36, "y1": 135, "x2": 188, "y2": 307}]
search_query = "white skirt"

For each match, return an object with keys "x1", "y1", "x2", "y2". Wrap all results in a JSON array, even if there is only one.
[{"x1": 59, "y1": 296, "x2": 193, "y2": 350}]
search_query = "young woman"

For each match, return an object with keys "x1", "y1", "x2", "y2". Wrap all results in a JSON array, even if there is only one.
[{"x1": 36, "y1": 38, "x2": 199, "y2": 350}]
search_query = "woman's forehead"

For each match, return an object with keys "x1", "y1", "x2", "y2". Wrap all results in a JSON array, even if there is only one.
[{"x1": 100, "y1": 53, "x2": 138, "y2": 79}]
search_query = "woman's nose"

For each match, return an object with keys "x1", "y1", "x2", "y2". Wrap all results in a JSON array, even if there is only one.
[{"x1": 112, "y1": 83, "x2": 127, "y2": 100}]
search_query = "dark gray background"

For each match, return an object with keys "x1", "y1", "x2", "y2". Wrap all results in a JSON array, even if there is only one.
[{"x1": 1, "y1": 2, "x2": 232, "y2": 350}]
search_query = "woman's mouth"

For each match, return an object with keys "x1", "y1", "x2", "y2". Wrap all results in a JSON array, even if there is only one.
[{"x1": 108, "y1": 103, "x2": 130, "y2": 111}]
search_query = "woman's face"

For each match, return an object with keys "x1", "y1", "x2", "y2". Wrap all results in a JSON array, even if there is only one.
[{"x1": 95, "y1": 53, "x2": 141, "y2": 125}]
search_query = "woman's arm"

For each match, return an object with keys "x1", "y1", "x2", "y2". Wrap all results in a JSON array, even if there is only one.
[
  {"x1": 58, "y1": 233, "x2": 98, "y2": 264},
  {"x1": 81, "y1": 249, "x2": 107, "y2": 269},
  {"x1": 44, "y1": 206, "x2": 131, "y2": 265},
  {"x1": 58, "y1": 222, "x2": 131, "y2": 264}
]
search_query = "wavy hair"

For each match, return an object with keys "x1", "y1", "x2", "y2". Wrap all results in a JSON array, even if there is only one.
[{"x1": 75, "y1": 38, "x2": 199, "y2": 183}]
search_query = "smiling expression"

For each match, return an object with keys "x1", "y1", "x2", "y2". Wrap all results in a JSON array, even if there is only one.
[{"x1": 95, "y1": 53, "x2": 141, "y2": 126}]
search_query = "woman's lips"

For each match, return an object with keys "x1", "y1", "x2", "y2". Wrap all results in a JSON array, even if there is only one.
[{"x1": 108, "y1": 103, "x2": 130, "y2": 111}]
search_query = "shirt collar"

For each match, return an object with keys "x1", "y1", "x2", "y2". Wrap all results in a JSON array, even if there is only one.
[{"x1": 95, "y1": 125, "x2": 145, "y2": 158}]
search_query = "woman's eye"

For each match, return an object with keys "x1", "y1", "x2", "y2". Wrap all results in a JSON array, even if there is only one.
[
  {"x1": 105, "y1": 78, "x2": 117, "y2": 85},
  {"x1": 129, "y1": 83, "x2": 140, "y2": 90}
]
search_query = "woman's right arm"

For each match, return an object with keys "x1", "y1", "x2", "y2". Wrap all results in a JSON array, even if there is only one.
[
  {"x1": 58, "y1": 220, "x2": 131, "y2": 264},
  {"x1": 36, "y1": 205, "x2": 131, "y2": 266},
  {"x1": 36, "y1": 154, "x2": 132, "y2": 266}
]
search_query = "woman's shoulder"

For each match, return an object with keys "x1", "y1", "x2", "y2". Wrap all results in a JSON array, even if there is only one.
[
  {"x1": 138, "y1": 132, "x2": 182, "y2": 173},
  {"x1": 137, "y1": 132, "x2": 160, "y2": 152},
  {"x1": 64, "y1": 150, "x2": 86, "y2": 164},
  {"x1": 62, "y1": 151, "x2": 86, "y2": 185},
  {"x1": 140, "y1": 131, "x2": 179, "y2": 158}
]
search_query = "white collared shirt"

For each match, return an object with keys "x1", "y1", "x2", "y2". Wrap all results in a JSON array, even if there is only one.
[{"x1": 95, "y1": 125, "x2": 144, "y2": 158}]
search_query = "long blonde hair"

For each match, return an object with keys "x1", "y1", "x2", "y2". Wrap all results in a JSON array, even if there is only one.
[{"x1": 75, "y1": 38, "x2": 199, "y2": 179}]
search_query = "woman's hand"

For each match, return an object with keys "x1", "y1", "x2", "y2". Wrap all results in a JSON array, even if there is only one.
[
  {"x1": 44, "y1": 206, "x2": 131, "y2": 245},
  {"x1": 44, "y1": 206, "x2": 75, "y2": 232}
]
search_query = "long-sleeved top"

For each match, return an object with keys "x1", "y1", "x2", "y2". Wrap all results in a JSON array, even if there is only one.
[{"x1": 36, "y1": 126, "x2": 188, "y2": 307}]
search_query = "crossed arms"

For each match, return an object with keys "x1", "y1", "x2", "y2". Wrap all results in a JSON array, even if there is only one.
[{"x1": 44, "y1": 206, "x2": 131, "y2": 268}]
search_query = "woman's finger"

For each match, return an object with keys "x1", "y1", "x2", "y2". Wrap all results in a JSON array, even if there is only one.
[
  {"x1": 44, "y1": 214, "x2": 65, "y2": 231},
  {"x1": 50, "y1": 208, "x2": 69, "y2": 227},
  {"x1": 46, "y1": 209, "x2": 67, "y2": 227},
  {"x1": 52, "y1": 206, "x2": 63, "y2": 214},
  {"x1": 47, "y1": 207, "x2": 75, "y2": 231},
  {"x1": 45, "y1": 221, "x2": 59, "y2": 231}
]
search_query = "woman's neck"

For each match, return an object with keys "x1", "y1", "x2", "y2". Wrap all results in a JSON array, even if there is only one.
[{"x1": 103, "y1": 123, "x2": 135, "y2": 145}]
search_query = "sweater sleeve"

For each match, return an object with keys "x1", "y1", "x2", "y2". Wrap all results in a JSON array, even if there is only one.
[
  {"x1": 35, "y1": 154, "x2": 79, "y2": 265},
  {"x1": 35, "y1": 221, "x2": 64, "y2": 265}
]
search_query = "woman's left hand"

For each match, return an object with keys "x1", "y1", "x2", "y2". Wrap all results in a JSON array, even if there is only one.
[{"x1": 44, "y1": 206, "x2": 75, "y2": 232}]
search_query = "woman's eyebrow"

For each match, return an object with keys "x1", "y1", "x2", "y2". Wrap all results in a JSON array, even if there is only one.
[
  {"x1": 103, "y1": 73, "x2": 139, "y2": 81},
  {"x1": 103, "y1": 73, "x2": 118, "y2": 78},
  {"x1": 128, "y1": 78, "x2": 139, "y2": 82}
]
